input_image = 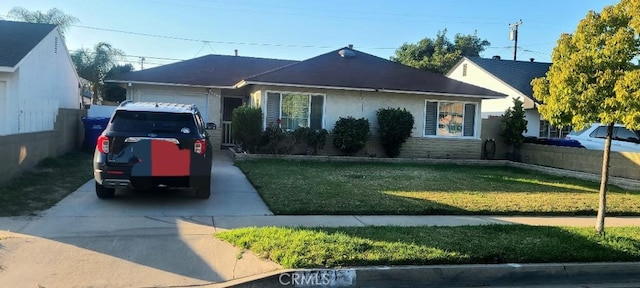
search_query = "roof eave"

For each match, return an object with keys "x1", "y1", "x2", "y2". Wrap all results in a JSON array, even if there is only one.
[
  {"x1": 106, "y1": 79, "x2": 233, "y2": 89},
  {"x1": 0, "y1": 66, "x2": 16, "y2": 72},
  {"x1": 237, "y1": 80, "x2": 505, "y2": 99},
  {"x1": 379, "y1": 88, "x2": 506, "y2": 99}
]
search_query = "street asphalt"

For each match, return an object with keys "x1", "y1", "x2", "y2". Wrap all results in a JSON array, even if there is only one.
[{"x1": 0, "y1": 150, "x2": 638, "y2": 287}]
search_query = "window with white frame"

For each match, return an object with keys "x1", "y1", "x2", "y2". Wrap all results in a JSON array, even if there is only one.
[
  {"x1": 539, "y1": 120, "x2": 571, "y2": 138},
  {"x1": 425, "y1": 101, "x2": 476, "y2": 137},
  {"x1": 266, "y1": 92, "x2": 324, "y2": 130}
]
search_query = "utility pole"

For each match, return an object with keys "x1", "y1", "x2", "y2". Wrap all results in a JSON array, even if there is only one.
[
  {"x1": 509, "y1": 20, "x2": 523, "y2": 61},
  {"x1": 140, "y1": 57, "x2": 145, "y2": 70}
]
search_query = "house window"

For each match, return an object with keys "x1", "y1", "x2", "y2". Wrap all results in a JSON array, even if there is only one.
[
  {"x1": 539, "y1": 120, "x2": 571, "y2": 138},
  {"x1": 462, "y1": 63, "x2": 467, "y2": 77},
  {"x1": 425, "y1": 101, "x2": 476, "y2": 137},
  {"x1": 266, "y1": 92, "x2": 324, "y2": 130}
]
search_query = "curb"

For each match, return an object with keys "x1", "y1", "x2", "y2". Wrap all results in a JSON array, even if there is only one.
[{"x1": 216, "y1": 262, "x2": 640, "y2": 288}]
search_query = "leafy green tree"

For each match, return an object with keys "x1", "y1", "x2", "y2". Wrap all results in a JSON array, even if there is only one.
[
  {"x1": 377, "y1": 107, "x2": 414, "y2": 158},
  {"x1": 71, "y1": 42, "x2": 124, "y2": 104},
  {"x1": 104, "y1": 64, "x2": 134, "y2": 103},
  {"x1": 8, "y1": 7, "x2": 78, "y2": 38},
  {"x1": 531, "y1": 0, "x2": 640, "y2": 235},
  {"x1": 500, "y1": 98, "x2": 528, "y2": 160},
  {"x1": 391, "y1": 29, "x2": 490, "y2": 74}
]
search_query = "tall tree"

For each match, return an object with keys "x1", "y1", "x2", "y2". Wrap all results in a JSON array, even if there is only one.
[
  {"x1": 391, "y1": 29, "x2": 490, "y2": 74},
  {"x1": 531, "y1": 0, "x2": 640, "y2": 235},
  {"x1": 104, "y1": 64, "x2": 134, "y2": 103},
  {"x1": 7, "y1": 7, "x2": 79, "y2": 37},
  {"x1": 71, "y1": 42, "x2": 124, "y2": 104}
]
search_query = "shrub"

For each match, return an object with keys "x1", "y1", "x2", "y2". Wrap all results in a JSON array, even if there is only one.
[
  {"x1": 231, "y1": 105, "x2": 263, "y2": 152},
  {"x1": 261, "y1": 121, "x2": 295, "y2": 155},
  {"x1": 294, "y1": 127, "x2": 329, "y2": 155},
  {"x1": 377, "y1": 107, "x2": 414, "y2": 157},
  {"x1": 332, "y1": 117, "x2": 371, "y2": 155},
  {"x1": 501, "y1": 98, "x2": 528, "y2": 159}
]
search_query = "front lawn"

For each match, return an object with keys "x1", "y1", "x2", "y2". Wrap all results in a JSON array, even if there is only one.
[
  {"x1": 235, "y1": 159, "x2": 640, "y2": 215},
  {"x1": 216, "y1": 225, "x2": 640, "y2": 268}
]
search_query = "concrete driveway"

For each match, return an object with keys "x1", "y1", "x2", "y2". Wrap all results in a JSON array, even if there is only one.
[{"x1": 0, "y1": 151, "x2": 279, "y2": 287}]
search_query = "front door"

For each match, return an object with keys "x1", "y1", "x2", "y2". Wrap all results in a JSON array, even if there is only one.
[{"x1": 222, "y1": 97, "x2": 244, "y2": 147}]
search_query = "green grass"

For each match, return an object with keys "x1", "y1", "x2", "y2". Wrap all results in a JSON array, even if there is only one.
[
  {"x1": 235, "y1": 159, "x2": 640, "y2": 215},
  {"x1": 216, "y1": 225, "x2": 640, "y2": 268},
  {"x1": 0, "y1": 151, "x2": 93, "y2": 216}
]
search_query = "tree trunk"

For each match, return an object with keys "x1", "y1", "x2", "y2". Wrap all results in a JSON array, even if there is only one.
[
  {"x1": 92, "y1": 85, "x2": 99, "y2": 105},
  {"x1": 596, "y1": 123, "x2": 614, "y2": 235}
]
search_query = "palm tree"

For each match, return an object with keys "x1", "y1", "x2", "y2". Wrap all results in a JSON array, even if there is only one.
[
  {"x1": 7, "y1": 7, "x2": 79, "y2": 37},
  {"x1": 71, "y1": 43, "x2": 124, "y2": 104}
]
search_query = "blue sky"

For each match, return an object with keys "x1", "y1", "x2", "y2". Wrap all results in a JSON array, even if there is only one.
[{"x1": 0, "y1": 0, "x2": 620, "y2": 70}]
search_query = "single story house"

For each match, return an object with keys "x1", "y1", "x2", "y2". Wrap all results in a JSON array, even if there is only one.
[
  {"x1": 107, "y1": 46, "x2": 505, "y2": 158},
  {"x1": 446, "y1": 56, "x2": 569, "y2": 138},
  {"x1": 445, "y1": 56, "x2": 571, "y2": 138},
  {"x1": 0, "y1": 20, "x2": 81, "y2": 135}
]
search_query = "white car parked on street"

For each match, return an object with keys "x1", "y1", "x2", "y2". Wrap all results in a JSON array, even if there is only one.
[{"x1": 565, "y1": 123, "x2": 640, "y2": 153}]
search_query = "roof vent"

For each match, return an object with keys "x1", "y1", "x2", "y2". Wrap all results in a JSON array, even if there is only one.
[
  {"x1": 530, "y1": 58, "x2": 535, "y2": 62},
  {"x1": 339, "y1": 49, "x2": 356, "y2": 58},
  {"x1": 492, "y1": 55, "x2": 501, "y2": 60}
]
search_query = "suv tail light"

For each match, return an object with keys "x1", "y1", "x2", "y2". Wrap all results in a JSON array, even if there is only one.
[
  {"x1": 97, "y1": 135, "x2": 109, "y2": 154},
  {"x1": 194, "y1": 139, "x2": 206, "y2": 155}
]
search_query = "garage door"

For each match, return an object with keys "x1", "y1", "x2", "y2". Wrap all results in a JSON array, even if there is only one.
[{"x1": 137, "y1": 90, "x2": 209, "y2": 122}]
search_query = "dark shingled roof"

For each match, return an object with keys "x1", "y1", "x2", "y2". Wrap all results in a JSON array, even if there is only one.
[
  {"x1": 243, "y1": 48, "x2": 504, "y2": 97},
  {"x1": 0, "y1": 20, "x2": 56, "y2": 68},
  {"x1": 467, "y1": 57, "x2": 551, "y2": 100},
  {"x1": 108, "y1": 54, "x2": 298, "y2": 87}
]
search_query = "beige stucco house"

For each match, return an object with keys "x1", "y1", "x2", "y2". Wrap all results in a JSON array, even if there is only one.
[{"x1": 107, "y1": 47, "x2": 505, "y2": 159}]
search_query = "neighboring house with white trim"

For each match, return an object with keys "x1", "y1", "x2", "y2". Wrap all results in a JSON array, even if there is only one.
[
  {"x1": 108, "y1": 46, "x2": 505, "y2": 158},
  {"x1": 446, "y1": 57, "x2": 569, "y2": 138},
  {"x1": 0, "y1": 20, "x2": 81, "y2": 135}
]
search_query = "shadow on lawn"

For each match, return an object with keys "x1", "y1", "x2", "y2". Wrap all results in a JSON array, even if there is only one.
[
  {"x1": 240, "y1": 159, "x2": 640, "y2": 216},
  {"x1": 302, "y1": 225, "x2": 640, "y2": 267}
]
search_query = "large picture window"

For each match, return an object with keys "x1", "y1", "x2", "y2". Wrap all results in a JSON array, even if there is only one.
[
  {"x1": 266, "y1": 92, "x2": 324, "y2": 131},
  {"x1": 425, "y1": 101, "x2": 476, "y2": 137}
]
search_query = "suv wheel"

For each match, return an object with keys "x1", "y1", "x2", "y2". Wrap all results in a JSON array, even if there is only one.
[
  {"x1": 195, "y1": 180, "x2": 211, "y2": 199},
  {"x1": 95, "y1": 181, "x2": 116, "y2": 199}
]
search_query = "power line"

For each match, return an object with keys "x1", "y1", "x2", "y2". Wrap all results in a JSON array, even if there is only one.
[{"x1": 72, "y1": 25, "x2": 338, "y2": 49}]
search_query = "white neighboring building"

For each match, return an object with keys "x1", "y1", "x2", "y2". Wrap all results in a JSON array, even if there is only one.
[
  {"x1": 446, "y1": 56, "x2": 569, "y2": 138},
  {"x1": 0, "y1": 20, "x2": 81, "y2": 135}
]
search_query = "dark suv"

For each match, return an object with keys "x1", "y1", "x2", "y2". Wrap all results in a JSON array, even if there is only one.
[{"x1": 93, "y1": 101, "x2": 213, "y2": 199}]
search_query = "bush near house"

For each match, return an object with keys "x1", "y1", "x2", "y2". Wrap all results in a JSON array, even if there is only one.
[
  {"x1": 501, "y1": 98, "x2": 528, "y2": 160},
  {"x1": 231, "y1": 105, "x2": 263, "y2": 152},
  {"x1": 258, "y1": 124, "x2": 329, "y2": 155},
  {"x1": 260, "y1": 122, "x2": 293, "y2": 154},
  {"x1": 377, "y1": 107, "x2": 414, "y2": 157},
  {"x1": 293, "y1": 127, "x2": 329, "y2": 155},
  {"x1": 332, "y1": 117, "x2": 371, "y2": 155}
]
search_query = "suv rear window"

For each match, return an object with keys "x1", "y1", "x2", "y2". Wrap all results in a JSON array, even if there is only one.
[
  {"x1": 614, "y1": 127, "x2": 640, "y2": 142},
  {"x1": 110, "y1": 111, "x2": 197, "y2": 134}
]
